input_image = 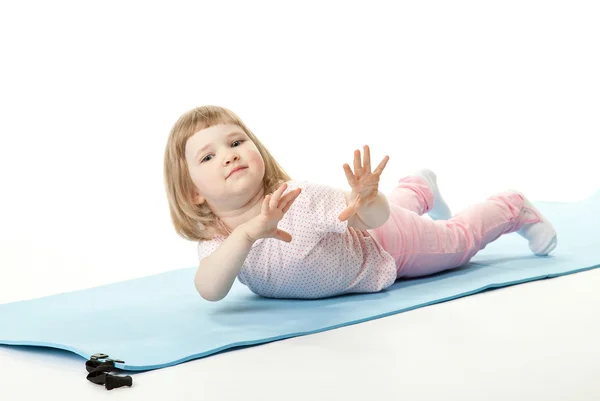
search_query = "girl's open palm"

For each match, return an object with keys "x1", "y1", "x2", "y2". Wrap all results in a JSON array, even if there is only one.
[
  {"x1": 338, "y1": 145, "x2": 389, "y2": 222},
  {"x1": 242, "y1": 182, "x2": 302, "y2": 243}
]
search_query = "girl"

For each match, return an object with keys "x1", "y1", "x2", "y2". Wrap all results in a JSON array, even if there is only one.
[{"x1": 164, "y1": 106, "x2": 557, "y2": 301}]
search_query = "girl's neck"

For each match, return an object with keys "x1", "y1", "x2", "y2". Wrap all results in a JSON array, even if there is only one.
[{"x1": 216, "y1": 186, "x2": 265, "y2": 235}]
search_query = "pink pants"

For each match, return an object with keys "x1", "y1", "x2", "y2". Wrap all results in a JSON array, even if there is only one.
[{"x1": 367, "y1": 176, "x2": 541, "y2": 278}]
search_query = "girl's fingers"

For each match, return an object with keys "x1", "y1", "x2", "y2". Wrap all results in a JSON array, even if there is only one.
[
  {"x1": 279, "y1": 187, "x2": 299, "y2": 203},
  {"x1": 353, "y1": 149, "x2": 362, "y2": 176},
  {"x1": 276, "y1": 229, "x2": 292, "y2": 243},
  {"x1": 343, "y1": 164, "x2": 359, "y2": 187},
  {"x1": 271, "y1": 183, "x2": 287, "y2": 210},
  {"x1": 262, "y1": 195, "x2": 271, "y2": 215},
  {"x1": 281, "y1": 189, "x2": 301, "y2": 213},
  {"x1": 339, "y1": 193, "x2": 361, "y2": 221},
  {"x1": 373, "y1": 155, "x2": 390, "y2": 175},
  {"x1": 356, "y1": 195, "x2": 366, "y2": 209},
  {"x1": 338, "y1": 204, "x2": 356, "y2": 222},
  {"x1": 363, "y1": 145, "x2": 371, "y2": 173}
]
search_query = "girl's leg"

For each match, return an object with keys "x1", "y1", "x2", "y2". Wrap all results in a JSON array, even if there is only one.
[
  {"x1": 367, "y1": 170, "x2": 450, "y2": 268},
  {"x1": 369, "y1": 182, "x2": 556, "y2": 279},
  {"x1": 386, "y1": 169, "x2": 451, "y2": 219}
]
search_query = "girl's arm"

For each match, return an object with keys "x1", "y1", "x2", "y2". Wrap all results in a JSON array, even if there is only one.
[
  {"x1": 195, "y1": 183, "x2": 301, "y2": 302},
  {"x1": 344, "y1": 190, "x2": 390, "y2": 230},
  {"x1": 194, "y1": 226, "x2": 255, "y2": 302}
]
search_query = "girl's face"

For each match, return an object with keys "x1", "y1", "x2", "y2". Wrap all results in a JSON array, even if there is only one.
[{"x1": 184, "y1": 124, "x2": 265, "y2": 211}]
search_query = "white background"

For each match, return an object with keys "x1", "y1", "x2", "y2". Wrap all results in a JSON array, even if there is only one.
[{"x1": 1, "y1": 1, "x2": 599, "y2": 399}]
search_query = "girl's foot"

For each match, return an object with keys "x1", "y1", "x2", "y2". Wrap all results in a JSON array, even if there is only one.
[
  {"x1": 513, "y1": 191, "x2": 558, "y2": 256},
  {"x1": 414, "y1": 168, "x2": 452, "y2": 220}
]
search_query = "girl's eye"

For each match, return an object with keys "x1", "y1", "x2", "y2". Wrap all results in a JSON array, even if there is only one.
[{"x1": 201, "y1": 140, "x2": 244, "y2": 163}]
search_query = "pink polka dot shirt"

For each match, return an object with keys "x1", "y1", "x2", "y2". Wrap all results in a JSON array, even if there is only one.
[{"x1": 197, "y1": 180, "x2": 398, "y2": 299}]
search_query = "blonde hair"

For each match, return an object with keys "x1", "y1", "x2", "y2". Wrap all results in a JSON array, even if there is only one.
[{"x1": 164, "y1": 105, "x2": 292, "y2": 241}]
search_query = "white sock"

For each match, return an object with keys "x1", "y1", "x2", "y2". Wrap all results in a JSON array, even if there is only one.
[
  {"x1": 512, "y1": 191, "x2": 558, "y2": 256},
  {"x1": 413, "y1": 168, "x2": 452, "y2": 220}
]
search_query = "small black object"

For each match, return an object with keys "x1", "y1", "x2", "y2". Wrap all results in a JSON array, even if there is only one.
[
  {"x1": 85, "y1": 353, "x2": 133, "y2": 390},
  {"x1": 90, "y1": 353, "x2": 109, "y2": 360}
]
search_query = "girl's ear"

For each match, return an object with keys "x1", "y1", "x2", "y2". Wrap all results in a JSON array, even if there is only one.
[{"x1": 192, "y1": 192, "x2": 205, "y2": 205}]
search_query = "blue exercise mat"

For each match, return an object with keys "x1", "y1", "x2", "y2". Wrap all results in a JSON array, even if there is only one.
[{"x1": 1, "y1": 191, "x2": 599, "y2": 372}]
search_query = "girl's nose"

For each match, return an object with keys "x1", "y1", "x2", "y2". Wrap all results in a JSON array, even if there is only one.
[{"x1": 225, "y1": 153, "x2": 239, "y2": 164}]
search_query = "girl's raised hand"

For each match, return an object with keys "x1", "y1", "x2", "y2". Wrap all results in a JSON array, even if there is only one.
[
  {"x1": 338, "y1": 145, "x2": 389, "y2": 222},
  {"x1": 241, "y1": 182, "x2": 302, "y2": 243}
]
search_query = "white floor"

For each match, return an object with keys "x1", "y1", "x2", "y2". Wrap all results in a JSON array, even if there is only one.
[{"x1": 3, "y1": 267, "x2": 600, "y2": 401}]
